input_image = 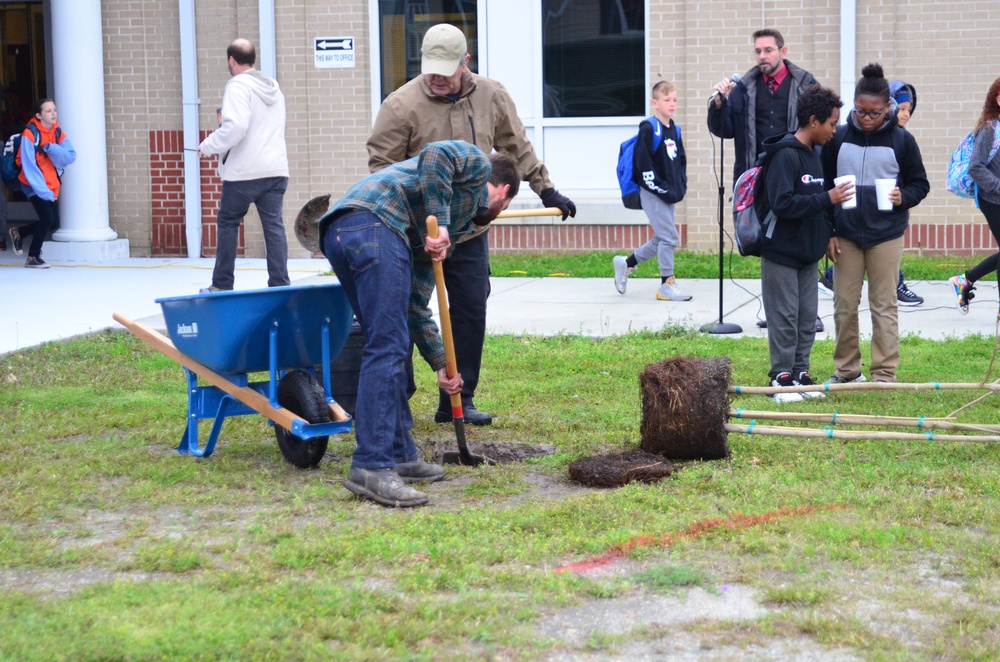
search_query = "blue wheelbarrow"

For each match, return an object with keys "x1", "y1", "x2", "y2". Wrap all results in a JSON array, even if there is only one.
[{"x1": 114, "y1": 282, "x2": 354, "y2": 468}]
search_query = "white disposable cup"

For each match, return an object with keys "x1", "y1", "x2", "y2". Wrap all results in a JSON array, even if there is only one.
[
  {"x1": 875, "y1": 178, "x2": 895, "y2": 211},
  {"x1": 834, "y1": 175, "x2": 857, "y2": 209}
]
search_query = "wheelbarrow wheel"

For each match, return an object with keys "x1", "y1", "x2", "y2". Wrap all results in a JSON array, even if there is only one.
[{"x1": 275, "y1": 370, "x2": 330, "y2": 468}]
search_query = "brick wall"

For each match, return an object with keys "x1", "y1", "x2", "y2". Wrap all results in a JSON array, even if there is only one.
[
  {"x1": 148, "y1": 130, "x2": 229, "y2": 257},
  {"x1": 102, "y1": 0, "x2": 1000, "y2": 258}
]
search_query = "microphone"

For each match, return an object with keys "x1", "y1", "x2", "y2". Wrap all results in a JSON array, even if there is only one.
[{"x1": 709, "y1": 73, "x2": 742, "y2": 101}]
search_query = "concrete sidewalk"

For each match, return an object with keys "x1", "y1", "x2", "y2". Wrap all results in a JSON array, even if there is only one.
[{"x1": 1, "y1": 251, "x2": 996, "y2": 356}]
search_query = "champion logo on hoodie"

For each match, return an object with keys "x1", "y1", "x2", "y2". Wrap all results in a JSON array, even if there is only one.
[{"x1": 800, "y1": 174, "x2": 824, "y2": 184}]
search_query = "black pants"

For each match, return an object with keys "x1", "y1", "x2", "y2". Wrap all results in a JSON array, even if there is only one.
[
  {"x1": 967, "y1": 194, "x2": 1000, "y2": 289},
  {"x1": 20, "y1": 196, "x2": 59, "y2": 259},
  {"x1": 405, "y1": 231, "x2": 491, "y2": 412}
]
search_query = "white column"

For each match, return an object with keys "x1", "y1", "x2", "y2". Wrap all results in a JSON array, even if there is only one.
[{"x1": 48, "y1": 0, "x2": 122, "y2": 249}]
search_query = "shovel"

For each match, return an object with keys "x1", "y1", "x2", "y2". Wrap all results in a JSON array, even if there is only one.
[{"x1": 426, "y1": 216, "x2": 496, "y2": 467}]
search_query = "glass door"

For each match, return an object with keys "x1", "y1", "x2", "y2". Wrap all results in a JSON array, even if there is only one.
[{"x1": 0, "y1": 1, "x2": 45, "y2": 214}]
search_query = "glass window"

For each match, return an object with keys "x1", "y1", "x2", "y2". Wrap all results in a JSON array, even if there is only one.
[
  {"x1": 542, "y1": 0, "x2": 645, "y2": 118},
  {"x1": 377, "y1": 0, "x2": 478, "y2": 100}
]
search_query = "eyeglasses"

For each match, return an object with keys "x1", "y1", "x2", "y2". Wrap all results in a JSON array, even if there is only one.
[{"x1": 853, "y1": 105, "x2": 888, "y2": 120}]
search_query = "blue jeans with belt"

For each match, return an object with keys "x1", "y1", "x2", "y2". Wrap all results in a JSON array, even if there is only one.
[{"x1": 322, "y1": 210, "x2": 419, "y2": 470}]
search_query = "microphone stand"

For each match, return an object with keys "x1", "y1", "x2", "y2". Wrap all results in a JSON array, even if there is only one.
[{"x1": 699, "y1": 115, "x2": 742, "y2": 335}]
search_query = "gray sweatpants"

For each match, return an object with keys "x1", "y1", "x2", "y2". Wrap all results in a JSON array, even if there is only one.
[
  {"x1": 635, "y1": 188, "x2": 679, "y2": 277},
  {"x1": 761, "y1": 257, "x2": 819, "y2": 380}
]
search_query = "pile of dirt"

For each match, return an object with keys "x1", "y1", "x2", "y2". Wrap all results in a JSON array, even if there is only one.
[{"x1": 568, "y1": 450, "x2": 675, "y2": 488}]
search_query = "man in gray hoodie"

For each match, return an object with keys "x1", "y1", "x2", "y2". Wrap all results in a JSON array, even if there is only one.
[{"x1": 199, "y1": 38, "x2": 290, "y2": 292}]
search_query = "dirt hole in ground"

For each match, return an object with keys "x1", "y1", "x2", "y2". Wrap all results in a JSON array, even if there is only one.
[{"x1": 422, "y1": 439, "x2": 559, "y2": 464}]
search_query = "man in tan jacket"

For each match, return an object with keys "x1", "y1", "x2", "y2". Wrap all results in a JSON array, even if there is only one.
[{"x1": 367, "y1": 23, "x2": 576, "y2": 426}]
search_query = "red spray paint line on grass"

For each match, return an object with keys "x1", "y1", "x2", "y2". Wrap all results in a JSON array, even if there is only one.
[{"x1": 555, "y1": 503, "x2": 844, "y2": 574}]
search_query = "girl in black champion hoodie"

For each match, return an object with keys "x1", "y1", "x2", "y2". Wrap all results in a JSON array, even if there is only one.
[{"x1": 758, "y1": 85, "x2": 853, "y2": 402}]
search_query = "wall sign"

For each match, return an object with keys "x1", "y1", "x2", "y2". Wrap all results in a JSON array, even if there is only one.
[{"x1": 314, "y1": 37, "x2": 355, "y2": 69}]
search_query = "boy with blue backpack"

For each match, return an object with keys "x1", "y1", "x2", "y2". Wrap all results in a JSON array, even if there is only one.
[{"x1": 613, "y1": 80, "x2": 690, "y2": 301}]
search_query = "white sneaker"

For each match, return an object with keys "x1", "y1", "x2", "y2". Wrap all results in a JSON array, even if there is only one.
[
  {"x1": 793, "y1": 371, "x2": 825, "y2": 400},
  {"x1": 771, "y1": 372, "x2": 804, "y2": 403},
  {"x1": 656, "y1": 277, "x2": 692, "y2": 301},
  {"x1": 613, "y1": 255, "x2": 633, "y2": 294}
]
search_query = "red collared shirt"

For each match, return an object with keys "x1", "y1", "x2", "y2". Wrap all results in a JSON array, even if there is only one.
[{"x1": 763, "y1": 65, "x2": 789, "y2": 93}]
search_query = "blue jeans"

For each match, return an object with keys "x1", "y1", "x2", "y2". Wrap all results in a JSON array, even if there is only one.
[
  {"x1": 212, "y1": 176, "x2": 290, "y2": 290},
  {"x1": 322, "y1": 210, "x2": 418, "y2": 469}
]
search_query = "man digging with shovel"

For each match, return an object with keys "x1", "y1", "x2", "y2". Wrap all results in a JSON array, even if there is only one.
[{"x1": 296, "y1": 141, "x2": 519, "y2": 507}]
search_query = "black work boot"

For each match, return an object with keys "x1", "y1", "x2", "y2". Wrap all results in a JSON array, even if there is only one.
[{"x1": 434, "y1": 403, "x2": 493, "y2": 426}]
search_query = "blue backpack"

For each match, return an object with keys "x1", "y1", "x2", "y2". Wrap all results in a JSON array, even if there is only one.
[
  {"x1": 617, "y1": 117, "x2": 673, "y2": 209},
  {"x1": 946, "y1": 120, "x2": 1000, "y2": 202},
  {"x1": 1, "y1": 124, "x2": 59, "y2": 184}
]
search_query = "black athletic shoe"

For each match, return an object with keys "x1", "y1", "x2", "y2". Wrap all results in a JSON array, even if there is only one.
[
  {"x1": 9, "y1": 228, "x2": 23, "y2": 256},
  {"x1": 897, "y1": 282, "x2": 924, "y2": 306},
  {"x1": 25, "y1": 256, "x2": 49, "y2": 269},
  {"x1": 434, "y1": 404, "x2": 493, "y2": 426}
]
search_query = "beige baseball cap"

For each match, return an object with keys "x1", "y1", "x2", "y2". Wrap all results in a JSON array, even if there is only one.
[{"x1": 421, "y1": 24, "x2": 467, "y2": 77}]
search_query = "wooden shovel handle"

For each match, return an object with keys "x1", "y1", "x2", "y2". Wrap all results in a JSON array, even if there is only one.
[{"x1": 425, "y1": 216, "x2": 462, "y2": 417}]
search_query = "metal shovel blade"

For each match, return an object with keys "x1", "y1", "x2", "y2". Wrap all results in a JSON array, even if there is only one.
[{"x1": 441, "y1": 415, "x2": 496, "y2": 466}]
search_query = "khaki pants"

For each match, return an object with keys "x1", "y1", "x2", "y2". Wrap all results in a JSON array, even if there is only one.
[{"x1": 832, "y1": 236, "x2": 903, "y2": 382}]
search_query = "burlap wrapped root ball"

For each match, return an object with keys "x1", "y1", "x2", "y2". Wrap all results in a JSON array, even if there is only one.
[{"x1": 640, "y1": 356, "x2": 731, "y2": 460}]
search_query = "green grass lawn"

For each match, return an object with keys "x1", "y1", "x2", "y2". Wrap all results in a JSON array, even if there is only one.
[
  {"x1": 489, "y1": 250, "x2": 999, "y2": 281},
  {"x1": 2, "y1": 327, "x2": 1000, "y2": 659}
]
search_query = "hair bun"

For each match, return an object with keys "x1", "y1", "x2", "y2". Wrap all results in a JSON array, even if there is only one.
[{"x1": 861, "y1": 62, "x2": 884, "y2": 79}]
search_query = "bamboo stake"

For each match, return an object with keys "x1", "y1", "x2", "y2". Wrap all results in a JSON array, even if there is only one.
[
  {"x1": 730, "y1": 381, "x2": 1000, "y2": 396},
  {"x1": 948, "y1": 378, "x2": 1000, "y2": 418},
  {"x1": 725, "y1": 423, "x2": 1000, "y2": 444},
  {"x1": 728, "y1": 408, "x2": 1000, "y2": 433},
  {"x1": 496, "y1": 207, "x2": 563, "y2": 219}
]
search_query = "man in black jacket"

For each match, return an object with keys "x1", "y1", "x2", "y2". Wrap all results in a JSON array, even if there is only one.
[
  {"x1": 707, "y1": 28, "x2": 825, "y2": 333},
  {"x1": 707, "y1": 28, "x2": 818, "y2": 186}
]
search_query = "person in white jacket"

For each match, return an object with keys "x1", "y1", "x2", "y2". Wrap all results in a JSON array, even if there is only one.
[{"x1": 198, "y1": 38, "x2": 290, "y2": 291}]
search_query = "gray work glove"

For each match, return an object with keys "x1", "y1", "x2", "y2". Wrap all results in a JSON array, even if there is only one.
[{"x1": 540, "y1": 187, "x2": 577, "y2": 221}]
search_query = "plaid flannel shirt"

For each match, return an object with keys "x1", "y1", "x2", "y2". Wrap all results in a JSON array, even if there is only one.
[{"x1": 323, "y1": 140, "x2": 491, "y2": 371}]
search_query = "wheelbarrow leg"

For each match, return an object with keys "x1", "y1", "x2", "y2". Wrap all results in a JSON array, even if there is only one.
[
  {"x1": 178, "y1": 367, "x2": 238, "y2": 458},
  {"x1": 179, "y1": 394, "x2": 237, "y2": 458}
]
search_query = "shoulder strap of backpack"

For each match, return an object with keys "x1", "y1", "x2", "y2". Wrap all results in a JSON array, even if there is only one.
[
  {"x1": 25, "y1": 124, "x2": 60, "y2": 149},
  {"x1": 989, "y1": 120, "x2": 1000, "y2": 162},
  {"x1": 646, "y1": 116, "x2": 664, "y2": 152},
  {"x1": 27, "y1": 123, "x2": 41, "y2": 147}
]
